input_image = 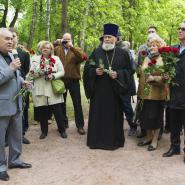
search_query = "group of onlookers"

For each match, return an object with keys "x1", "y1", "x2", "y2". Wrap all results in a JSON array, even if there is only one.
[{"x1": 0, "y1": 20, "x2": 185, "y2": 181}]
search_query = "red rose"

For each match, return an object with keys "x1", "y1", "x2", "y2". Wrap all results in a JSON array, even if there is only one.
[
  {"x1": 82, "y1": 54, "x2": 88, "y2": 61},
  {"x1": 40, "y1": 64, "x2": 45, "y2": 69},
  {"x1": 30, "y1": 70, "x2": 34, "y2": 74},
  {"x1": 142, "y1": 50, "x2": 146, "y2": 55},
  {"x1": 172, "y1": 48, "x2": 179, "y2": 54},
  {"x1": 151, "y1": 59, "x2": 157, "y2": 64},
  {"x1": 139, "y1": 50, "x2": 146, "y2": 56},
  {"x1": 158, "y1": 47, "x2": 164, "y2": 53},
  {"x1": 48, "y1": 67, "x2": 52, "y2": 73},
  {"x1": 50, "y1": 57, "x2": 56, "y2": 64},
  {"x1": 148, "y1": 62, "x2": 153, "y2": 66},
  {"x1": 164, "y1": 46, "x2": 171, "y2": 53}
]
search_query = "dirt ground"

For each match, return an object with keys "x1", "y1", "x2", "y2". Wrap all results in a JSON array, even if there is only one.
[{"x1": 2, "y1": 120, "x2": 185, "y2": 185}]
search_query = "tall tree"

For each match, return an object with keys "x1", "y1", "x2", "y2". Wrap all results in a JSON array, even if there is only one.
[
  {"x1": 27, "y1": 0, "x2": 37, "y2": 49},
  {"x1": 0, "y1": 0, "x2": 8, "y2": 27},
  {"x1": 61, "y1": 0, "x2": 68, "y2": 34},
  {"x1": 46, "y1": 0, "x2": 51, "y2": 40}
]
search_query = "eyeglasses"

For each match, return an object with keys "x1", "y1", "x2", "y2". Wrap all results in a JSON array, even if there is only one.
[
  {"x1": 178, "y1": 27, "x2": 185, "y2": 31},
  {"x1": 148, "y1": 31, "x2": 155, "y2": 34}
]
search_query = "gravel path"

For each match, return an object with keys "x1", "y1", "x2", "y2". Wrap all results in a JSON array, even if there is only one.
[{"x1": 2, "y1": 120, "x2": 185, "y2": 185}]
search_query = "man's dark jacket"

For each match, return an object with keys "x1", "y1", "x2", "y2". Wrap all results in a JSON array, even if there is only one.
[{"x1": 168, "y1": 45, "x2": 185, "y2": 109}]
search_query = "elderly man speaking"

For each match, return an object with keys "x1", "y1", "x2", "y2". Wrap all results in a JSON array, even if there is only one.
[
  {"x1": 83, "y1": 23, "x2": 132, "y2": 150},
  {"x1": 0, "y1": 28, "x2": 31, "y2": 181}
]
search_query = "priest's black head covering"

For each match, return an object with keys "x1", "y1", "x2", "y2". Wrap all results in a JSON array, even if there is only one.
[{"x1": 103, "y1": 23, "x2": 119, "y2": 37}]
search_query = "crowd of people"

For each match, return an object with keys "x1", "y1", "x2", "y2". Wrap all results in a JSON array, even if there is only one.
[{"x1": 0, "y1": 20, "x2": 185, "y2": 181}]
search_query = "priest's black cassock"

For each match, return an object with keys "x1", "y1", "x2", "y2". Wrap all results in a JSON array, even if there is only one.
[{"x1": 83, "y1": 46, "x2": 131, "y2": 150}]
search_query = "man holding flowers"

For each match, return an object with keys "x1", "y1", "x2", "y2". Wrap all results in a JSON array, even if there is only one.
[
  {"x1": 163, "y1": 21, "x2": 185, "y2": 163},
  {"x1": 0, "y1": 28, "x2": 32, "y2": 181}
]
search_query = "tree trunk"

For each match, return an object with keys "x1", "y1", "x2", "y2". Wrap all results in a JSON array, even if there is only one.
[
  {"x1": 9, "y1": 8, "x2": 20, "y2": 27},
  {"x1": 79, "y1": 0, "x2": 90, "y2": 50},
  {"x1": 46, "y1": 0, "x2": 51, "y2": 40},
  {"x1": 27, "y1": 0, "x2": 37, "y2": 49},
  {"x1": 37, "y1": 0, "x2": 43, "y2": 41},
  {"x1": 61, "y1": 0, "x2": 68, "y2": 35},
  {"x1": 0, "y1": 0, "x2": 8, "y2": 27}
]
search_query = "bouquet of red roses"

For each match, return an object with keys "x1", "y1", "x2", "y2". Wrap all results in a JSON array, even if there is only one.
[
  {"x1": 158, "y1": 46, "x2": 179, "y2": 85},
  {"x1": 143, "y1": 58, "x2": 164, "y2": 96}
]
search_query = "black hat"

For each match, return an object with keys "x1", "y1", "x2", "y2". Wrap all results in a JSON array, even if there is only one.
[{"x1": 103, "y1": 23, "x2": 119, "y2": 37}]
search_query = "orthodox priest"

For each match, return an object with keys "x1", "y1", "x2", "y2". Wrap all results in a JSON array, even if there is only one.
[{"x1": 83, "y1": 23, "x2": 131, "y2": 150}]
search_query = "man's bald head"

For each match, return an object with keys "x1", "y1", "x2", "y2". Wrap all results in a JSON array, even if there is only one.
[
  {"x1": 62, "y1": 33, "x2": 72, "y2": 40},
  {"x1": 0, "y1": 28, "x2": 13, "y2": 54},
  {"x1": 62, "y1": 33, "x2": 73, "y2": 48}
]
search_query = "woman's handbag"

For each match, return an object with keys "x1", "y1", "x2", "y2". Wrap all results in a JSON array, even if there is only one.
[{"x1": 51, "y1": 79, "x2": 66, "y2": 94}]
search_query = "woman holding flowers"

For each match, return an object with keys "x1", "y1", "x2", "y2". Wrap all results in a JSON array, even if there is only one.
[
  {"x1": 137, "y1": 35, "x2": 166, "y2": 151},
  {"x1": 29, "y1": 41, "x2": 67, "y2": 139}
]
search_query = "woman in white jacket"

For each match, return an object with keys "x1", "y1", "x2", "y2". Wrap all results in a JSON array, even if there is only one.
[{"x1": 29, "y1": 41, "x2": 67, "y2": 139}]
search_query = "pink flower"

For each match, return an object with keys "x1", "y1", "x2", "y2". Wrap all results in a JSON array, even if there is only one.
[
  {"x1": 30, "y1": 70, "x2": 34, "y2": 74},
  {"x1": 48, "y1": 67, "x2": 52, "y2": 74},
  {"x1": 50, "y1": 57, "x2": 56, "y2": 64},
  {"x1": 40, "y1": 64, "x2": 45, "y2": 69}
]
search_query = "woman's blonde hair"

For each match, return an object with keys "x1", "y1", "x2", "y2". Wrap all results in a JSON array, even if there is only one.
[
  {"x1": 147, "y1": 33, "x2": 166, "y2": 48},
  {"x1": 37, "y1": 40, "x2": 54, "y2": 53}
]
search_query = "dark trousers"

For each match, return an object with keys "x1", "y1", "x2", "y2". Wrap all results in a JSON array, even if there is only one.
[
  {"x1": 22, "y1": 93, "x2": 29, "y2": 136},
  {"x1": 165, "y1": 107, "x2": 170, "y2": 131},
  {"x1": 63, "y1": 79, "x2": 84, "y2": 128},
  {"x1": 169, "y1": 108, "x2": 185, "y2": 147},
  {"x1": 39, "y1": 103, "x2": 65, "y2": 134},
  {"x1": 123, "y1": 94, "x2": 137, "y2": 129}
]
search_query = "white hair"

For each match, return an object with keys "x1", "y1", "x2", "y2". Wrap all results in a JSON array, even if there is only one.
[
  {"x1": 147, "y1": 33, "x2": 166, "y2": 47},
  {"x1": 0, "y1": 27, "x2": 12, "y2": 36},
  {"x1": 122, "y1": 41, "x2": 131, "y2": 49}
]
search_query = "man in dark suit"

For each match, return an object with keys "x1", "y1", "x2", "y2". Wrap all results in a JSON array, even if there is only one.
[
  {"x1": 54, "y1": 33, "x2": 87, "y2": 135},
  {"x1": 9, "y1": 28, "x2": 30, "y2": 144},
  {"x1": 163, "y1": 21, "x2": 185, "y2": 163},
  {"x1": 0, "y1": 28, "x2": 31, "y2": 181}
]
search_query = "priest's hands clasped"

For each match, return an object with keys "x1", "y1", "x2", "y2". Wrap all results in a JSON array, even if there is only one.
[
  {"x1": 109, "y1": 71, "x2": 117, "y2": 79},
  {"x1": 96, "y1": 68, "x2": 117, "y2": 79},
  {"x1": 96, "y1": 68, "x2": 104, "y2": 75}
]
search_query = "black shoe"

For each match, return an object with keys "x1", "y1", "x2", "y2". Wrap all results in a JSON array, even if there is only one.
[
  {"x1": 61, "y1": 132, "x2": 67, "y2": 138},
  {"x1": 147, "y1": 145, "x2": 157, "y2": 151},
  {"x1": 163, "y1": 147, "x2": 180, "y2": 157},
  {"x1": 0, "y1": 171, "x2": 9, "y2": 181},
  {"x1": 39, "y1": 133, "x2": 47, "y2": 139},
  {"x1": 138, "y1": 140, "x2": 152, "y2": 146},
  {"x1": 9, "y1": 162, "x2": 32, "y2": 169},
  {"x1": 128, "y1": 128, "x2": 137, "y2": 136},
  {"x1": 23, "y1": 137, "x2": 30, "y2": 144},
  {"x1": 77, "y1": 128, "x2": 85, "y2": 135}
]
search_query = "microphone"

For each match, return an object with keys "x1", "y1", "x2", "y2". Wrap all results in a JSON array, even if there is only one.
[
  {"x1": 12, "y1": 49, "x2": 19, "y2": 59},
  {"x1": 12, "y1": 49, "x2": 21, "y2": 70}
]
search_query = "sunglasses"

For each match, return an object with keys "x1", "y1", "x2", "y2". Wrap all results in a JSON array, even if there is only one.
[
  {"x1": 178, "y1": 27, "x2": 185, "y2": 31},
  {"x1": 148, "y1": 31, "x2": 155, "y2": 34}
]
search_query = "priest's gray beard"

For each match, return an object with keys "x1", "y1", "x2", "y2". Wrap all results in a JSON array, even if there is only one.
[{"x1": 102, "y1": 43, "x2": 115, "y2": 51}]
